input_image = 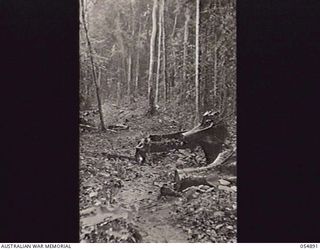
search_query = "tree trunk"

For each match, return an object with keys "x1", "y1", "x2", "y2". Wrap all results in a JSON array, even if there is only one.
[
  {"x1": 170, "y1": 50, "x2": 176, "y2": 100},
  {"x1": 135, "y1": 21, "x2": 141, "y2": 97},
  {"x1": 175, "y1": 173, "x2": 219, "y2": 191},
  {"x1": 182, "y1": 5, "x2": 190, "y2": 103},
  {"x1": 141, "y1": 13, "x2": 150, "y2": 98},
  {"x1": 116, "y1": 54, "x2": 122, "y2": 106},
  {"x1": 96, "y1": 68, "x2": 105, "y2": 122},
  {"x1": 155, "y1": 0, "x2": 162, "y2": 105},
  {"x1": 116, "y1": 13, "x2": 127, "y2": 94},
  {"x1": 80, "y1": 0, "x2": 106, "y2": 131},
  {"x1": 202, "y1": 22, "x2": 209, "y2": 110},
  {"x1": 134, "y1": 51, "x2": 140, "y2": 98},
  {"x1": 117, "y1": 81, "x2": 121, "y2": 107},
  {"x1": 213, "y1": 36, "x2": 218, "y2": 107},
  {"x1": 162, "y1": 0, "x2": 168, "y2": 102},
  {"x1": 127, "y1": 51, "x2": 132, "y2": 103},
  {"x1": 171, "y1": 11, "x2": 178, "y2": 38},
  {"x1": 128, "y1": 0, "x2": 135, "y2": 104},
  {"x1": 177, "y1": 149, "x2": 235, "y2": 175},
  {"x1": 85, "y1": 81, "x2": 90, "y2": 108},
  {"x1": 221, "y1": 66, "x2": 228, "y2": 115},
  {"x1": 117, "y1": 57, "x2": 122, "y2": 106},
  {"x1": 169, "y1": 7, "x2": 179, "y2": 101},
  {"x1": 174, "y1": 149, "x2": 235, "y2": 191},
  {"x1": 195, "y1": 0, "x2": 201, "y2": 124},
  {"x1": 147, "y1": 0, "x2": 158, "y2": 115}
]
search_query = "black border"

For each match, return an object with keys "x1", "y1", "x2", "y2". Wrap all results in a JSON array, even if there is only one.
[
  {"x1": 0, "y1": 0, "x2": 79, "y2": 242},
  {"x1": 1, "y1": 0, "x2": 320, "y2": 243},
  {"x1": 237, "y1": 0, "x2": 320, "y2": 242}
]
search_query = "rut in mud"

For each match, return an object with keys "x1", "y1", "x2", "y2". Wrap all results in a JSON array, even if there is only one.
[{"x1": 80, "y1": 103, "x2": 237, "y2": 243}]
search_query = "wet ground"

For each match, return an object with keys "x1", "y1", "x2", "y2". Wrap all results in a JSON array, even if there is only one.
[{"x1": 80, "y1": 103, "x2": 237, "y2": 243}]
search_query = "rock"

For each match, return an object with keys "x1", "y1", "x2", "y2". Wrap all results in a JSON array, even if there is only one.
[
  {"x1": 218, "y1": 185, "x2": 232, "y2": 192},
  {"x1": 211, "y1": 229, "x2": 217, "y2": 237},
  {"x1": 206, "y1": 229, "x2": 217, "y2": 237},
  {"x1": 199, "y1": 185, "x2": 210, "y2": 191},
  {"x1": 197, "y1": 207, "x2": 204, "y2": 212},
  {"x1": 226, "y1": 176, "x2": 237, "y2": 182},
  {"x1": 184, "y1": 188, "x2": 199, "y2": 201},
  {"x1": 215, "y1": 224, "x2": 224, "y2": 230},
  {"x1": 94, "y1": 200, "x2": 102, "y2": 206},
  {"x1": 176, "y1": 159, "x2": 185, "y2": 167},
  {"x1": 219, "y1": 179, "x2": 231, "y2": 186},
  {"x1": 89, "y1": 191, "x2": 98, "y2": 198},
  {"x1": 98, "y1": 172, "x2": 110, "y2": 178},
  {"x1": 231, "y1": 186, "x2": 237, "y2": 192},
  {"x1": 206, "y1": 187, "x2": 215, "y2": 193},
  {"x1": 226, "y1": 226, "x2": 233, "y2": 230},
  {"x1": 213, "y1": 211, "x2": 225, "y2": 217},
  {"x1": 210, "y1": 236, "x2": 217, "y2": 242}
]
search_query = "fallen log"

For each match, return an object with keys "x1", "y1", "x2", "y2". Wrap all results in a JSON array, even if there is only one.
[
  {"x1": 80, "y1": 124, "x2": 98, "y2": 130},
  {"x1": 178, "y1": 149, "x2": 235, "y2": 174},
  {"x1": 135, "y1": 110, "x2": 229, "y2": 164},
  {"x1": 174, "y1": 149, "x2": 236, "y2": 191},
  {"x1": 174, "y1": 173, "x2": 220, "y2": 191},
  {"x1": 148, "y1": 131, "x2": 186, "y2": 141},
  {"x1": 135, "y1": 138, "x2": 192, "y2": 164},
  {"x1": 107, "y1": 124, "x2": 129, "y2": 131}
]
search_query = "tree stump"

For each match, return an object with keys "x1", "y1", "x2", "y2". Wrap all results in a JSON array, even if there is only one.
[{"x1": 174, "y1": 149, "x2": 235, "y2": 191}]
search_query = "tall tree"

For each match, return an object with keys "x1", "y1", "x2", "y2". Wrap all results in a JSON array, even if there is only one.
[
  {"x1": 135, "y1": 19, "x2": 142, "y2": 97},
  {"x1": 182, "y1": 4, "x2": 190, "y2": 103},
  {"x1": 147, "y1": 0, "x2": 158, "y2": 115},
  {"x1": 213, "y1": 35, "x2": 218, "y2": 101},
  {"x1": 195, "y1": 0, "x2": 201, "y2": 123},
  {"x1": 115, "y1": 12, "x2": 127, "y2": 100},
  {"x1": 127, "y1": 51, "x2": 133, "y2": 102},
  {"x1": 155, "y1": 0, "x2": 163, "y2": 104},
  {"x1": 161, "y1": 0, "x2": 168, "y2": 102},
  {"x1": 79, "y1": 0, "x2": 236, "y2": 126},
  {"x1": 80, "y1": 0, "x2": 106, "y2": 131},
  {"x1": 127, "y1": 0, "x2": 135, "y2": 104}
]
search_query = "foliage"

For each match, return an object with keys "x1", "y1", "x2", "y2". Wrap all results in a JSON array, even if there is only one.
[{"x1": 80, "y1": 0, "x2": 236, "y2": 121}]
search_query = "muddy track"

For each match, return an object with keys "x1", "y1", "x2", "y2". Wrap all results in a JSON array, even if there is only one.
[
  {"x1": 115, "y1": 163, "x2": 189, "y2": 242},
  {"x1": 80, "y1": 125, "x2": 191, "y2": 242},
  {"x1": 80, "y1": 106, "x2": 236, "y2": 243}
]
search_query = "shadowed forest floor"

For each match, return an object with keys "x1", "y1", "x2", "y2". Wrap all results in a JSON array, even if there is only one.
[{"x1": 80, "y1": 100, "x2": 237, "y2": 243}]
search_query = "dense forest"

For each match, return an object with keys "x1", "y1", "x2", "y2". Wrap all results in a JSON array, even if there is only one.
[
  {"x1": 80, "y1": 0, "x2": 235, "y2": 126},
  {"x1": 80, "y1": 0, "x2": 236, "y2": 243}
]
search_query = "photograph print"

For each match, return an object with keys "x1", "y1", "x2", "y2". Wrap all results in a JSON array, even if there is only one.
[{"x1": 80, "y1": 0, "x2": 236, "y2": 243}]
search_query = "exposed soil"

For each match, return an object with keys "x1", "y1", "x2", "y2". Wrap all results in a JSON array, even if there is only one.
[{"x1": 80, "y1": 101, "x2": 236, "y2": 243}]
